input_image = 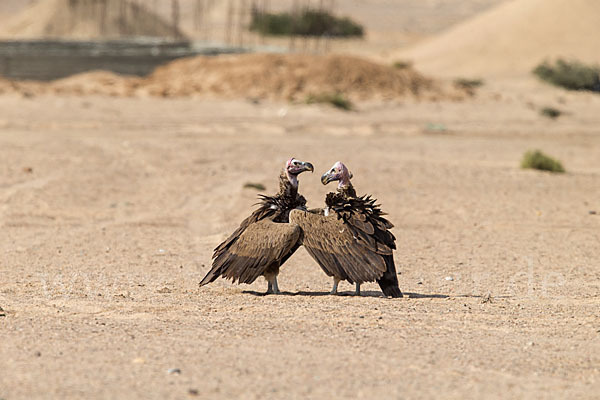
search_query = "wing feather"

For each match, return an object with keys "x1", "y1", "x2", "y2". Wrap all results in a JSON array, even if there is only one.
[
  {"x1": 200, "y1": 216, "x2": 302, "y2": 285},
  {"x1": 290, "y1": 209, "x2": 387, "y2": 284}
]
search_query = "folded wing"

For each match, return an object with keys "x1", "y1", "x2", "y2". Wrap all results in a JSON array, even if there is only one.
[
  {"x1": 200, "y1": 215, "x2": 302, "y2": 286},
  {"x1": 289, "y1": 209, "x2": 388, "y2": 284}
]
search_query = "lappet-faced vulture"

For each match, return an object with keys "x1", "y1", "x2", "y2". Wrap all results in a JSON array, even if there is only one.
[
  {"x1": 289, "y1": 161, "x2": 403, "y2": 297},
  {"x1": 199, "y1": 158, "x2": 314, "y2": 294}
]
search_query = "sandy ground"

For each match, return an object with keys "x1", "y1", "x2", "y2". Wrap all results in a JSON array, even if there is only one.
[{"x1": 1, "y1": 82, "x2": 600, "y2": 399}]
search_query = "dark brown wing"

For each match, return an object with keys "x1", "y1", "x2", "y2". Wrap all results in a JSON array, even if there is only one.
[
  {"x1": 200, "y1": 215, "x2": 302, "y2": 286},
  {"x1": 289, "y1": 209, "x2": 387, "y2": 284}
]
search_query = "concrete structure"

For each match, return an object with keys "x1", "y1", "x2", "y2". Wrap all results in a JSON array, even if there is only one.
[{"x1": 0, "y1": 39, "x2": 247, "y2": 80}]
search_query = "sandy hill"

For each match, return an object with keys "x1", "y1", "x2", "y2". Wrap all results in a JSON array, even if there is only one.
[
  {"x1": 142, "y1": 53, "x2": 443, "y2": 100},
  {"x1": 398, "y1": 0, "x2": 600, "y2": 78},
  {"x1": 0, "y1": 54, "x2": 469, "y2": 101},
  {"x1": 0, "y1": 0, "x2": 185, "y2": 40}
]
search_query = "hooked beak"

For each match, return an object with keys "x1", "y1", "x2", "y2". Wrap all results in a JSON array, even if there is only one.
[
  {"x1": 321, "y1": 172, "x2": 333, "y2": 185},
  {"x1": 289, "y1": 161, "x2": 314, "y2": 175}
]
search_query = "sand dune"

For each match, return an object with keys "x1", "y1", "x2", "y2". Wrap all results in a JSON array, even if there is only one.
[{"x1": 399, "y1": 0, "x2": 600, "y2": 78}]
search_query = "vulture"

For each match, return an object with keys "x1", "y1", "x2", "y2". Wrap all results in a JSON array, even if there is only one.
[
  {"x1": 289, "y1": 161, "x2": 403, "y2": 298},
  {"x1": 199, "y1": 158, "x2": 314, "y2": 294}
]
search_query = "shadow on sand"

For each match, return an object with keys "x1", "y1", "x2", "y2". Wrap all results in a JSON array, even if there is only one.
[{"x1": 242, "y1": 290, "x2": 451, "y2": 299}]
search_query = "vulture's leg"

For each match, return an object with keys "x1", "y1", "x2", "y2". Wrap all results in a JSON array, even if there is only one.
[
  {"x1": 330, "y1": 277, "x2": 340, "y2": 295},
  {"x1": 264, "y1": 264, "x2": 281, "y2": 295},
  {"x1": 354, "y1": 283, "x2": 361, "y2": 296},
  {"x1": 271, "y1": 276, "x2": 281, "y2": 294}
]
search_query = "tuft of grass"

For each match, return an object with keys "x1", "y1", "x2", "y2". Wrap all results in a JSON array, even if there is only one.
[
  {"x1": 250, "y1": 9, "x2": 363, "y2": 37},
  {"x1": 305, "y1": 92, "x2": 353, "y2": 111},
  {"x1": 392, "y1": 60, "x2": 412, "y2": 69},
  {"x1": 521, "y1": 150, "x2": 565, "y2": 173},
  {"x1": 454, "y1": 78, "x2": 484, "y2": 90},
  {"x1": 540, "y1": 107, "x2": 562, "y2": 119},
  {"x1": 533, "y1": 59, "x2": 600, "y2": 92},
  {"x1": 243, "y1": 182, "x2": 266, "y2": 191},
  {"x1": 425, "y1": 122, "x2": 447, "y2": 133}
]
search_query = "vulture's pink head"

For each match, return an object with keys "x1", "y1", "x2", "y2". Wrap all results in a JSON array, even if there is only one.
[
  {"x1": 321, "y1": 161, "x2": 353, "y2": 187},
  {"x1": 285, "y1": 157, "x2": 314, "y2": 186}
]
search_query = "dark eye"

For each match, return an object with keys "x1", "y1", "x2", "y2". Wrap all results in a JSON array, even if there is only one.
[{"x1": 293, "y1": 161, "x2": 300, "y2": 166}]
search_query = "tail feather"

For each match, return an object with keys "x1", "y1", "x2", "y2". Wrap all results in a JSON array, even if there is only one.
[{"x1": 377, "y1": 255, "x2": 403, "y2": 298}]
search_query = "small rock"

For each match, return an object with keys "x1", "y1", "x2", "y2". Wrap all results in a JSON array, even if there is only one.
[
  {"x1": 158, "y1": 249, "x2": 166, "y2": 254},
  {"x1": 167, "y1": 368, "x2": 181, "y2": 375},
  {"x1": 0, "y1": 306, "x2": 5, "y2": 317},
  {"x1": 157, "y1": 287, "x2": 172, "y2": 294},
  {"x1": 481, "y1": 293, "x2": 493, "y2": 304},
  {"x1": 527, "y1": 341, "x2": 535, "y2": 347},
  {"x1": 589, "y1": 210, "x2": 597, "y2": 215},
  {"x1": 23, "y1": 167, "x2": 33, "y2": 173},
  {"x1": 132, "y1": 358, "x2": 145, "y2": 364},
  {"x1": 34, "y1": 351, "x2": 41, "y2": 357},
  {"x1": 416, "y1": 280, "x2": 423, "y2": 285},
  {"x1": 188, "y1": 389, "x2": 199, "y2": 396},
  {"x1": 445, "y1": 276, "x2": 454, "y2": 281}
]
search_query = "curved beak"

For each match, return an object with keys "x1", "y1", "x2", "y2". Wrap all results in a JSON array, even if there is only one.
[
  {"x1": 303, "y1": 161, "x2": 314, "y2": 173},
  {"x1": 321, "y1": 172, "x2": 333, "y2": 185}
]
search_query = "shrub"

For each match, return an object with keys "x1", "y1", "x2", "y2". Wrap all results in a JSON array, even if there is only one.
[
  {"x1": 521, "y1": 150, "x2": 565, "y2": 173},
  {"x1": 305, "y1": 92, "x2": 353, "y2": 110},
  {"x1": 392, "y1": 60, "x2": 413, "y2": 69},
  {"x1": 540, "y1": 107, "x2": 562, "y2": 119},
  {"x1": 250, "y1": 9, "x2": 364, "y2": 37},
  {"x1": 243, "y1": 182, "x2": 266, "y2": 190},
  {"x1": 533, "y1": 59, "x2": 600, "y2": 92},
  {"x1": 453, "y1": 78, "x2": 484, "y2": 89}
]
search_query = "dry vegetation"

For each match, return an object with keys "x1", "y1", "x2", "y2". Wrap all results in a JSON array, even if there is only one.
[{"x1": 533, "y1": 59, "x2": 600, "y2": 92}]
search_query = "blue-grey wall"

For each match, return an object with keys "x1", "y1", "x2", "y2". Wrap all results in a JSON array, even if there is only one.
[{"x1": 0, "y1": 39, "x2": 246, "y2": 81}]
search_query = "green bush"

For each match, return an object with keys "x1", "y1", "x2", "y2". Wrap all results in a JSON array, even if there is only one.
[
  {"x1": 533, "y1": 59, "x2": 600, "y2": 92},
  {"x1": 540, "y1": 107, "x2": 562, "y2": 119},
  {"x1": 250, "y1": 9, "x2": 364, "y2": 37},
  {"x1": 305, "y1": 92, "x2": 353, "y2": 110},
  {"x1": 521, "y1": 150, "x2": 565, "y2": 173}
]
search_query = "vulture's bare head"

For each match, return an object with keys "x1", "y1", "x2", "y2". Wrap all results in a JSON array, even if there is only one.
[
  {"x1": 321, "y1": 161, "x2": 353, "y2": 187},
  {"x1": 285, "y1": 157, "x2": 314, "y2": 186}
]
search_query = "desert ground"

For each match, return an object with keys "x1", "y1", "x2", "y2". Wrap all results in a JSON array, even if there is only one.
[
  {"x1": 1, "y1": 76, "x2": 599, "y2": 399},
  {"x1": 2, "y1": 0, "x2": 600, "y2": 399}
]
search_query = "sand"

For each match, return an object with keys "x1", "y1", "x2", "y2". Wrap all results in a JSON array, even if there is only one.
[
  {"x1": 1, "y1": 1, "x2": 600, "y2": 398},
  {"x1": 398, "y1": 0, "x2": 600, "y2": 78},
  {"x1": 0, "y1": 77, "x2": 600, "y2": 398}
]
